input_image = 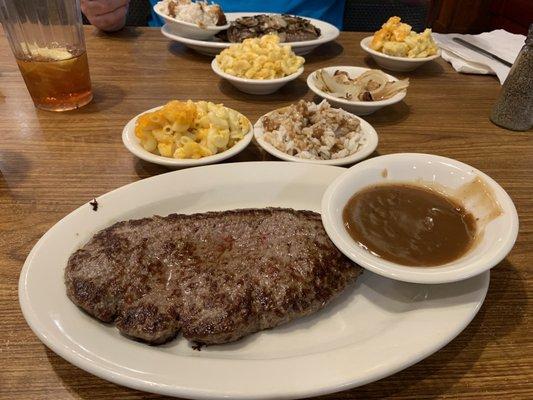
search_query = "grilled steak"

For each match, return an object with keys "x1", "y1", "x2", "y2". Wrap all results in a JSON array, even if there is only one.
[
  {"x1": 65, "y1": 208, "x2": 360, "y2": 345},
  {"x1": 218, "y1": 14, "x2": 321, "y2": 43}
]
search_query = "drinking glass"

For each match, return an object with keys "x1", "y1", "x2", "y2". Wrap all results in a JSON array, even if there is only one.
[{"x1": 0, "y1": 0, "x2": 93, "y2": 111}]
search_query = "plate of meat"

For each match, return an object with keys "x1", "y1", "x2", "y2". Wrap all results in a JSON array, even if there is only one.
[
  {"x1": 19, "y1": 162, "x2": 488, "y2": 399},
  {"x1": 161, "y1": 13, "x2": 340, "y2": 56}
]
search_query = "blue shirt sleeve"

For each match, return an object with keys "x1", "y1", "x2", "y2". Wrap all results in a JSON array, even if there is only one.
[
  {"x1": 148, "y1": 0, "x2": 164, "y2": 27},
  {"x1": 148, "y1": 0, "x2": 345, "y2": 29}
]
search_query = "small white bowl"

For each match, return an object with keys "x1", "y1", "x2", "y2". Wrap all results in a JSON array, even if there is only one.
[
  {"x1": 122, "y1": 105, "x2": 253, "y2": 169},
  {"x1": 211, "y1": 58, "x2": 304, "y2": 95},
  {"x1": 154, "y1": 2, "x2": 229, "y2": 40},
  {"x1": 307, "y1": 66, "x2": 406, "y2": 116},
  {"x1": 360, "y1": 36, "x2": 440, "y2": 72},
  {"x1": 321, "y1": 153, "x2": 519, "y2": 284},
  {"x1": 253, "y1": 107, "x2": 378, "y2": 166}
]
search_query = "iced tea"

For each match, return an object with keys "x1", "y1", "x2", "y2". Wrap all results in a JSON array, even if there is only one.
[{"x1": 16, "y1": 47, "x2": 92, "y2": 111}]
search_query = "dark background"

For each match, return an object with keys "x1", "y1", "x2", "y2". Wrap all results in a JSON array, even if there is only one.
[{"x1": 103, "y1": 0, "x2": 532, "y2": 34}]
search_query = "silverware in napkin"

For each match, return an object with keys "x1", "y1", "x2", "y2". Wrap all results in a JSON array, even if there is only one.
[{"x1": 452, "y1": 37, "x2": 513, "y2": 67}]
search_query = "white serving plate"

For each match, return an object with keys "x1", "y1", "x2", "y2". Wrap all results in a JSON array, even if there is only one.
[
  {"x1": 161, "y1": 13, "x2": 340, "y2": 56},
  {"x1": 19, "y1": 162, "x2": 488, "y2": 399},
  {"x1": 211, "y1": 58, "x2": 304, "y2": 95},
  {"x1": 307, "y1": 66, "x2": 407, "y2": 116},
  {"x1": 254, "y1": 107, "x2": 378, "y2": 165},
  {"x1": 122, "y1": 105, "x2": 253, "y2": 168},
  {"x1": 322, "y1": 153, "x2": 518, "y2": 284},
  {"x1": 360, "y1": 36, "x2": 441, "y2": 72},
  {"x1": 153, "y1": 1, "x2": 229, "y2": 40}
]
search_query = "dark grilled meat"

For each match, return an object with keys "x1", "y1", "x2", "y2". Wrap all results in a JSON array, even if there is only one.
[
  {"x1": 65, "y1": 208, "x2": 360, "y2": 345},
  {"x1": 219, "y1": 14, "x2": 321, "y2": 43}
]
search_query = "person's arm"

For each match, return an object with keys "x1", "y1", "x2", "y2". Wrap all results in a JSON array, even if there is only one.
[{"x1": 81, "y1": 0, "x2": 130, "y2": 32}]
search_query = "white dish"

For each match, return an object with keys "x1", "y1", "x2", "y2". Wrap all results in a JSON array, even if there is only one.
[
  {"x1": 360, "y1": 36, "x2": 441, "y2": 72},
  {"x1": 122, "y1": 105, "x2": 253, "y2": 168},
  {"x1": 211, "y1": 58, "x2": 303, "y2": 95},
  {"x1": 154, "y1": 1, "x2": 229, "y2": 40},
  {"x1": 307, "y1": 66, "x2": 407, "y2": 116},
  {"x1": 254, "y1": 107, "x2": 378, "y2": 165},
  {"x1": 19, "y1": 161, "x2": 489, "y2": 399},
  {"x1": 161, "y1": 13, "x2": 340, "y2": 56},
  {"x1": 322, "y1": 153, "x2": 519, "y2": 284}
]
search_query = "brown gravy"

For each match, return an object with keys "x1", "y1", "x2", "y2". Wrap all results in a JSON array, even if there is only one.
[{"x1": 343, "y1": 184, "x2": 477, "y2": 267}]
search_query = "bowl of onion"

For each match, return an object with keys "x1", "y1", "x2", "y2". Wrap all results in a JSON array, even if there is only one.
[{"x1": 307, "y1": 66, "x2": 409, "y2": 115}]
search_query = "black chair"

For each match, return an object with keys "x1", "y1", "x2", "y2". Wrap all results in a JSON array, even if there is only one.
[
  {"x1": 83, "y1": 0, "x2": 438, "y2": 31},
  {"x1": 82, "y1": 0, "x2": 152, "y2": 26},
  {"x1": 125, "y1": 0, "x2": 152, "y2": 26},
  {"x1": 343, "y1": 0, "x2": 436, "y2": 32}
]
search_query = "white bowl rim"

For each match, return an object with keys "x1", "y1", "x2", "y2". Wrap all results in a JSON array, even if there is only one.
[
  {"x1": 160, "y1": 12, "x2": 340, "y2": 47},
  {"x1": 321, "y1": 152, "x2": 519, "y2": 284},
  {"x1": 211, "y1": 58, "x2": 304, "y2": 84},
  {"x1": 253, "y1": 106, "x2": 378, "y2": 166},
  {"x1": 307, "y1": 66, "x2": 407, "y2": 107},
  {"x1": 122, "y1": 105, "x2": 253, "y2": 167},
  {"x1": 154, "y1": 2, "x2": 230, "y2": 31},
  {"x1": 360, "y1": 36, "x2": 441, "y2": 62}
]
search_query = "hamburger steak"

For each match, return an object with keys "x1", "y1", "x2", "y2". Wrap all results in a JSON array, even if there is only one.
[{"x1": 65, "y1": 208, "x2": 361, "y2": 345}]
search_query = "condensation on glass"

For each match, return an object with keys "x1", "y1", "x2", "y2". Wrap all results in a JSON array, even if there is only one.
[{"x1": 0, "y1": 0, "x2": 92, "y2": 111}]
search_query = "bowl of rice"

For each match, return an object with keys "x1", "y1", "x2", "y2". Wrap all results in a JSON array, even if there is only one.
[
  {"x1": 254, "y1": 100, "x2": 378, "y2": 166},
  {"x1": 154, "y1": 0, "x2": 229, "y2": 40}
]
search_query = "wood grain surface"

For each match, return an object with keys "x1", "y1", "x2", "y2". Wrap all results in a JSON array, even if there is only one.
[{"x1": 0, "y1": 27, "x2": 531, "y2": 400}]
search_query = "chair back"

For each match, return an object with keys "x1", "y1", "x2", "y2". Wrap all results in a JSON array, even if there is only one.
[
  {"x1": 126, "y1": 0, "x2": 152, "y2": 26},
  {"x1": 343, "y1": 0, "x2": 437, "y2": 32}
]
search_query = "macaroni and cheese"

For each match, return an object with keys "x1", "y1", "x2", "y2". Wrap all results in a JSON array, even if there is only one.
[
  {"x1": 135, "y1": 100, "x2": 250, "y2": 159},
  {"x1": 215, "y1": 34, "x2": 305, "y2": 79},
  {"x1": 370, "y1": 17, "x2": 438, "y2": 58}
]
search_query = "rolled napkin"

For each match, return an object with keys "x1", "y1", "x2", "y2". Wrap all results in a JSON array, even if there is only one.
[{"x1": 433, "y1": 30, "x2": 526, "y2": 84}]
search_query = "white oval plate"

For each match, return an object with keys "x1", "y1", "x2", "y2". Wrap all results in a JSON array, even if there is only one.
[
  {"x1": 19, "y1": 162, "x2": 489, "y2": 400},
  {"x1": 254, "y1": 107, "x2": 378, "y2": 165},
  {"x1": 161, "y1": 13, "x2": 340, "y2": 56},
  {"x1": 122, "y1": 105, "x2": 253, "y2": 168},
  {"x1": 307, "y1": 66, "x2": 406, "y2": 116}
]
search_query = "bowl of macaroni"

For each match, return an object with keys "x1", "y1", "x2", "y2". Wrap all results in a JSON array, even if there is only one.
[
  {"x1": 122, "y1": 100, "x2": 253, "y2": 168},
  {"x1": 212, "y1": 35, "x2": 305, "y2": 95},
  {"x1": 360, "y1": 17, "x2": 440, "y2": 72}
]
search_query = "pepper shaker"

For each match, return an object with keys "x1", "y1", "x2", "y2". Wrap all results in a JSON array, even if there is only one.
[{"x1": 490, "y1": 24, "x2": 533, "y2": 131}]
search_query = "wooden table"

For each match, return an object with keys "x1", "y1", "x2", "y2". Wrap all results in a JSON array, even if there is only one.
[{"x1": 0, "y1": 27, "x2": 531, "y2": 400}]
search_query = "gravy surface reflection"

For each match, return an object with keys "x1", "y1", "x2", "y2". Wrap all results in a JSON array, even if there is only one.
[{"x1": 343, "y1": 184, "x2": 476, "y2": 266}]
